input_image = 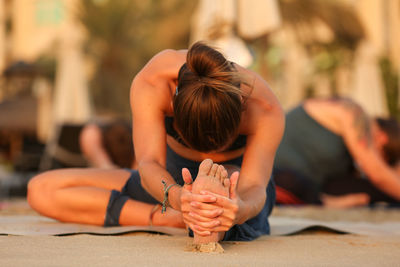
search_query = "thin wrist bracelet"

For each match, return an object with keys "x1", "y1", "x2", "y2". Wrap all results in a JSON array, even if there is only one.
[{"x1": 161, "y1": 180, "x2": 179, "y2": 213}]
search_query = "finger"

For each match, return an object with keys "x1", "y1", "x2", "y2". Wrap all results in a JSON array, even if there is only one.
[
  {"x1": 205, "y1": 225, "x2": 231, "y2": 232},
  {"x1": 182, "y1": 214, "x2": 196, "y2": 225},
  {"x1": 183, "y1": 214, "x2": 205, "y2": 226},
  {"x1": 229, "y1": 171, "x2": 239, "y2": 199},
  {"x1": 199, "y1": 191, "x2": 232, "y2": 206},
  {"x1": 184, "y1": 212, "x2": 214, "y2": 227},
  {"x1": 189, "y1": 205, "x2": 223, "y2": 218},
  {"x1": 190, "y1": 193, "x2": 217, "y2": 203},
  {"x1": 181, "y1": 192, "x2": 217, "y2": 204},
  {"x1": 185, "y1": 213, "x2": 234, "y2": 232},
  {"x1": 187, "y1": 211, "x2": 215, "y2": 223},
  {"x1": 198, "y1": 191, "x2": 238, "y2": 217},
  {"x1": 190, "y1": 200, "x2": 221, "y2": 210},
  {"x1": 189, "y1": 224, "x2": 211, "y2": 236},
  {"x1": 182, "y1": 168, "x2": 193, "y2": 191},
  {"x1": 188, "y1": 213, "x2": 220, "y2": 228},
  {"x1": 190, "y1": 214, "x2": 235, "y2": 232}
]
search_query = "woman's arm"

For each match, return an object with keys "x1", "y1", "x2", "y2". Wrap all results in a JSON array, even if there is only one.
[
  {"x1": 79, "y1": 123, "x2": 117, "y2": 169},
  {"x1": 188, "y1": 72, "x2": 285, "y2": 232},
  {"x1": 337, "y1": 100, "x2": 400, "y2": 200},
  {"x1": 227, "y1": 75, "x2": 285, "y2": 224},
  {"x1": 130, "y1": 50, "x2": 182, "y2": 209},
  {"x1": 130, "y1": 49, "x2": 214, "y2": 210}
]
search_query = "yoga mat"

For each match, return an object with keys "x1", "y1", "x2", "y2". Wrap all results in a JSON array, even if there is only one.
[
  {"x1": 269, "y1": 217, "x2": 400, "y2": 236},
  {"x1": 1, "y1": 215, "x2": 400, "y2": 237},
  {"x1": 0, "y1": 215, "x2": 186, "y2": 236}
]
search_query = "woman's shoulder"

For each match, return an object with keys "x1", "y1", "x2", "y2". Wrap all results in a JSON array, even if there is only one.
[
  {"x1": 243, "y1": 69, "x2": 282, "y2": 115},
  {"x1": 130, "y1": 49, "x2": 186, "y2": 113},
  {"x1": 151, "y1": 49, "x2": 187, "y2": 63},
  {"x1": 304, "y1": 97, "x2": 365, "y2": 118},
  {"x1": 303, "y1": 97, "x2": 369, "y2": 136},
  {"x1": 146, "y1": 49, "x2": 187, "y2": 72},
  {"x1": 133, "y1": 49, "x2": 186, "y2": 84},
  {"x1": 240, "y1": 75, "x2": 284, "y2": 136}
]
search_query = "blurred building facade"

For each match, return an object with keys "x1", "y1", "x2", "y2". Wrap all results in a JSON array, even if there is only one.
[{"x1": 0, "y1": 0, "x2": 91, "y2": 143}]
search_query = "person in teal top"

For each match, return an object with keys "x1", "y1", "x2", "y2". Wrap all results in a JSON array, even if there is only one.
[{"x1": 273, "y1": 98, "x2": 400, "y2": 208}]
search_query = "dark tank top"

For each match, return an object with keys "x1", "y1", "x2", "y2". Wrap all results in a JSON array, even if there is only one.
[
  {"x1": 165, "y1": 117, "x2": 246, "y2": 151},
  {"x1": 273, "y1": 105, "x2": 354, "y2": 189}
]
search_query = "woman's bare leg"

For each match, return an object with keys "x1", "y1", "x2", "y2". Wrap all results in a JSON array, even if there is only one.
[
  {"x1": 120, "y1": 198, "x2": 185, "y2": 228},
  {"x1": 320, "y1": 193, "x2": 370, "y2": 208},
  {"x1": 27, "y1": 168, "x2": 184, "y2": 227}
]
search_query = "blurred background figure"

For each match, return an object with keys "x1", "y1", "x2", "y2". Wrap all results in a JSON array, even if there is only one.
[
  {"x1": 274, "y1": 97, "x2": 400, "y2": 208},
  {"x1": 0, "y1": 0, "x2": 399, "y2": 203},
  {"x1": 79, "y1": 120, "x2": 136, "y2": 170}
]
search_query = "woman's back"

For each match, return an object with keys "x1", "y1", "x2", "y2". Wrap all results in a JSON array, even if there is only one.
[{"x1": 274, "y1": 105, "x2": 354, "y2": 189}]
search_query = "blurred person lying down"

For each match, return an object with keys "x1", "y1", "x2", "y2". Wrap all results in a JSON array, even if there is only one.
[
  {"x1": 79, "y1": 120, "x2": 137, "y2": 169},
  {"x1": 273, "y1": 97, "x2": 400, "y2": 208}
]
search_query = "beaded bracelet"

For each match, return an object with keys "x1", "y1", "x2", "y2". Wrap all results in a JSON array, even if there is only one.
[{"x1": 161, "y1": 180, "x2": 179, "y2": 213}]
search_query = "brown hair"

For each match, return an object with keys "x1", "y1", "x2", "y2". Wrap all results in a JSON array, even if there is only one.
[
  {"x1": 103, "y1": 120, "x2": 134, "y2": 168},
  {"x1": 173, "y1": 42, "x2": 244, "y2": 152},
  {"x1": 376, "y1": 118, "x2": 400, "y2": 165}
]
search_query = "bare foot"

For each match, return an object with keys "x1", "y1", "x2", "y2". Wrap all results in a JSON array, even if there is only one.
[{"x1": 191, "y1": 159, "x2": 230, "y2": 245}]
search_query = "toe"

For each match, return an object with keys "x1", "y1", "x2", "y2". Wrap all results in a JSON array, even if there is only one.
[
  {"x1": 217, "y1": 165, "x2": 226, "y2": 183},
  {"x1": 223, "y1": 178, "x2": 230, "y2": 189},
  {"x1": 221, "y1": 168, "x2": 228, "y2": 179},
  {"x1": 215, "y1": 165, "x2": 223, "y2": 181},
  {"x1": 198, "y1": 159, "x2": 213, "y2": 177},
  {"x1": 209, "y1": 163, "x2": 218, "y2": 177},
  {"x1": 221, "y1": 168, "x2": 229, "y2": 185}
]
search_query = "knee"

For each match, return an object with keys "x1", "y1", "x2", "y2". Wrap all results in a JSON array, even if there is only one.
[{"x1": 27, "y1": 171, "x2": 59, "y2": 213}]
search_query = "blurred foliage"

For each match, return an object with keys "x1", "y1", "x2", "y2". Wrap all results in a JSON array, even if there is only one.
[
  {"x1": 379, "y1": 57, "x2": 400, "y2": 120},
  {"x1": 251, "y1": 0, "x2": 365, "y2": 97},
  {"x1": 77, "y1": 0, "x2": 197, "y2": 118},
  {"x1": 279, "y1": 0, "x2": 364, "y2": 49},
  {"x1": 280, "y1": 0, "x2": 365, "y2": 96},
  {"x1": 307, "y1": 42, "x2": 354, "y2": 96}
]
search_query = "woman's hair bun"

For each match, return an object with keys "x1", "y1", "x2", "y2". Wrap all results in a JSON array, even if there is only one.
[
  {"x1": 173, "y1": 42, "x2": 246, "y2": 152},
  {"x1": 186, "y1": 42, "x2": 230, "y2": 78}
]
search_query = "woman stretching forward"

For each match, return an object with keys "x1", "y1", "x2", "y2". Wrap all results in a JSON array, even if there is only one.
[
  {"x1": 274, "y1": 97, "x2": 400, "y2": 207},
  {"x1": 28, "y1": 42, "x2": 284, "y2": 242}
]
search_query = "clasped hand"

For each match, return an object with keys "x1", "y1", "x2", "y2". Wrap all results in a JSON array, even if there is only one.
[{"x1": 180, "y1": 168, "x2": 240, "y2": 236}]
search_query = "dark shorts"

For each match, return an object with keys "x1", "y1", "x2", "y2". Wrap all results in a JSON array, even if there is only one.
[{"x1": 105, "y1": 145, "x2": 276, "y2": 241}]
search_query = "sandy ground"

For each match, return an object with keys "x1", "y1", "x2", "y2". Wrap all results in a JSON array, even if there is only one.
[{"x1": 1, "y1": 198, "x2": 400, "y2": 267}]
